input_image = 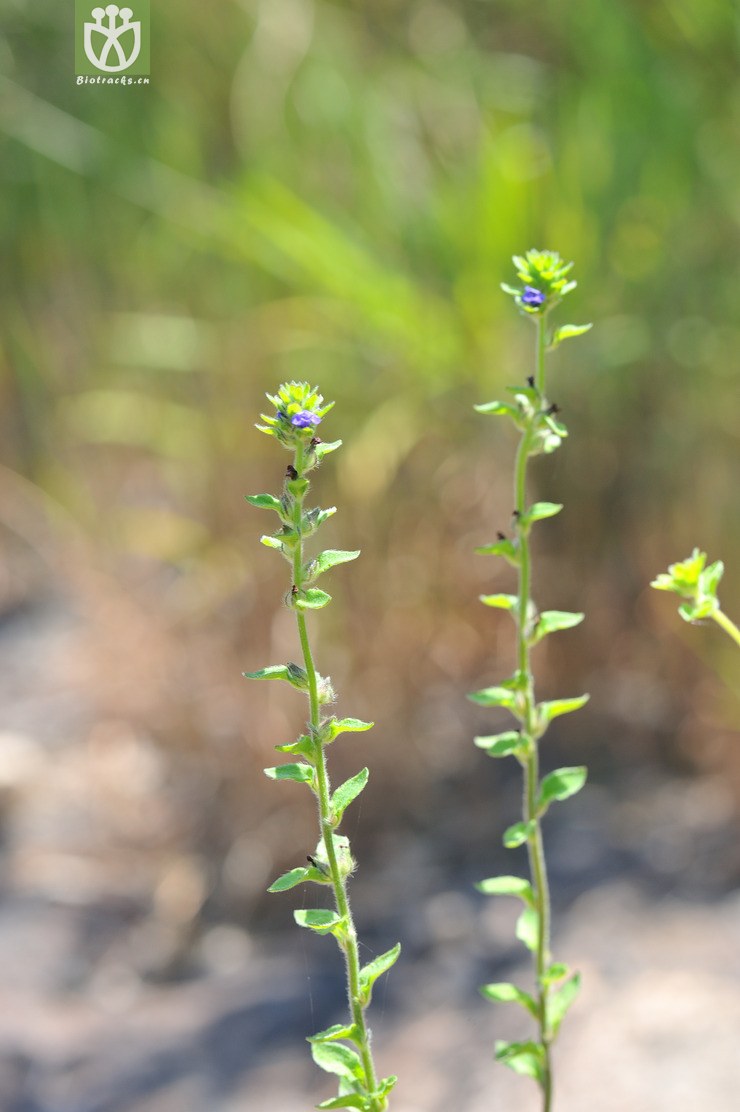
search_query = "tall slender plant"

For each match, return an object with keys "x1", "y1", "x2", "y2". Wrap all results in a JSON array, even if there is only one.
[
  {"x1": 245, "y1": 382, "x2": 398, "y2": 1112},
  {"x1": 470, "y1": 252, "x2": 592, "y2": 1109}
]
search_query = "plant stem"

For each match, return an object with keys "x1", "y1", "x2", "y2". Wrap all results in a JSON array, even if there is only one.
[
  {"x1": 290, "y1": 447, "x2": 383, "y2": 1111},
  {"x1": 712, "y1": 608, "x2": 740, "y2": 651},
  {"x1": 514, "y1": 314, "x2": 553, "y2": 1111}
]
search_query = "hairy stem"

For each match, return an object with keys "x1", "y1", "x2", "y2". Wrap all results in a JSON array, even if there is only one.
[
  {"x1": 291, "y1": 445, "x2": 383, "y2": 1110},
  {"x1": 515, "y1": 315, "x2": 553, "y2": 1110}
]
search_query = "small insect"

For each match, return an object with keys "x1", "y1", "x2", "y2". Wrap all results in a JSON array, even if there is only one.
[
  {"x1": 307, "y1": 855, "x2": 329, "y2": 876},
  {"x1": 286, "y1": 464, "x2": 298, "y2": 480},
  {"x1": 497, "y1": 531, "x2": 507, "y2": 542},
  {"x1": 310, "y1": 436, "x2": 322, "y2": 447},
  {"x1": 546, "y1": 403, "x2": 560, "y2": 416},
  {"x1": 291, "y1": 584, "x2": 299, "y2": 597},
  {"x1": 527, "y1": 375, "x2": 535, "y2": 388}
]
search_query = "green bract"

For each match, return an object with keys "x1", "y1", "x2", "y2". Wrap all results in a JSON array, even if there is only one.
[
  {"x1": 473, "y1": 252, "x2": 591, "y2": 1110},
  {"x1": 245, "y1": 383, "x2": 396, "y2": 1112}
]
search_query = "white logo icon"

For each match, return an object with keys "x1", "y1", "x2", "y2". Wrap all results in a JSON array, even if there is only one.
[{"x1": 84, "y1": 5, "x2": 141, "y2": 73}]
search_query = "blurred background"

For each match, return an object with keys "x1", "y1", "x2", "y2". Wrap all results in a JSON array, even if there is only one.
[{"x1": 1, "y1": 1, "x2": 740, "y2": 1109}]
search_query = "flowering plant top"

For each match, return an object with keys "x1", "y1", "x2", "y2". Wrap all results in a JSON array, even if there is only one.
[
  {"x1": 256, "y1": 381, "x2": 335, "y2": 448},
  {"x1": 651, "y1": 548, "x2": 724, "y2": 622},
  {"x1": 501, "y1": 249, "x2": 578, "y2": 315}
]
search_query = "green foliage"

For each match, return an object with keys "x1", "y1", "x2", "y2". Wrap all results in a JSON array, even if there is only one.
[
  {"x1": 263, "y1": 763, "x2": 316, "y2": 787},
  {"x1": 294, "y1": 909, "x2": 345, "y2": 936},
  {"x1": 520, "y1": 501, "x2": 563, "y2": 526},
  {"x1": 295, "y1": 588, "x2": 333, "y2": 610},
  {"x1": 467, "y1": 686, "x2": 517, "y2": 709},
  {"x1": 243, "y1": 663, "x2": 309, "y2": 691},
  {"x1": 549, "y1": 323, "x2": 593, "y2": 349},
  {"x1": 310, "y1": 1041, "x2": 365, "y2": 1082},
  {"x1": 502, "y1": 821, "x2": 535, "y2": 848},
  {"x1": 330, "y1": 768, "x2": 369, "y2": 825},
  {"x1": 479, "y1": 593, "x2": 519, "y2": 612},
  {"x1": 474, "y1": 730, "x2": 525, "y2": 759},
  {"x1": 480, "y1": 982, "x2": 538, "y2": 1018},
  {"x1": 530, "y1": 610, "x2": 585, "y2": 645},
  {"x1": 546, "y1": 974, "x2": 582, "y2": 1038},
  {"x1": 538, "y1": 766, "x2": 588, "y2": 812},
  {"x1": 536, "y1": 694, "x2": 590, "y2": 727},
  {"x1": 323, "y1": 718, "x2": 375, "y2": 743},
  {"x1": 306, "y1": 550, "x2": 361, "y2": 582},
  {"x1": 475, "y1": 875, "x2": 534, "y2": 906},
  {"x1": 495, "y1": 1040, "x2": 546, "y2": 1083},
  {"x1": 358, "y1": 943, "x2": 401, "y2": 1007},
  {"x1": 268, "y1": 864, "x2": 331, "y2": 892}
]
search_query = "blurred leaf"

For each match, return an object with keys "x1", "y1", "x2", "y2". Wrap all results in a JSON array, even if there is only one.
[
  {"x1": 547, "y1": 973, "x2": 581, "y2": 1037},
  {"x1": 480, "y1": 981, "x2": 538, "y2": 1018},
  {"x1": 537, "y1": 695, "x2": 590, "y2": 726},
  {"x1": 474, "y1": 730, "x2": 524, "y2": 758},
  {"x1": 538, "y1": 766, "x2": 588, "y2": 810},
  {"x1": 495, "y1": 1039, "x2": 545, "y2": 1082},
  {"x1": 476, "y1": 875, "x2": 534, "y2": 905},
  {"x1": 503, "y1": 820, "x2": 535, "y2": 848}
]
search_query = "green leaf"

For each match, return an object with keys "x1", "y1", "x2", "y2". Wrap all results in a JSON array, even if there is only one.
[
  {"x1": 476, "y1": 875, "x2": 534, "y2": 905},
  {"x1": 515, "y1": 906, "x2": 540, "y2": 952},
  {"x1": 543, "y1": 962, "x2": 570, "y2": 984},
  {"x1": 268, "y1": 866, "x2": 312, "y2": 892},
  {"x1": 375, "y1": 1075, "x2": 398, "y2": 1099},
  {"x1": 503, "y1": 820, "x2": 535, "y2": 848},
  {"x1": 538, "y1": 766, "x2": 588, "y2": 810},
  {"x1": 310, "y1": 1041, "x2": 365, "y2": 1082},
  {"x1": 243, "y1": 663, "x2": 308, "y2": 691},
  {"x1": 308, "y1": 1023, "x2": 359, "y2": 1045},
  {"x1": 467, "y1": 686, "x2": 516, "y2": 709},
  {"x1": 296, "y1": 588, "x2": 332, "y2": 610},
  {"x1": 309, "y1": 550, "x2": 361, "y2": 579},
  {"x1": 245, "y1": 493, "x2": 283, "y2": 512},
  {"x1": 480, "y1": 981, "x2": 538, "y2": 1018},
  {"x1": 331, "y1": 768, "x2": 369, "y2": 823},
  {"x1": 474, "y1": 730, "x2": 524, "y2": 758},
  {"x1": 275, "y1": 734, "x2": 314, "y2": 758},
  {"x1": 359, "y1": 943, "x2": 401, "y2": 1005},
  {"x1": 263, "y1": 763, "x2": 315, "y2": 786},
  {"x1": 531, "y1": 610, "x2": 585, "y2": 644},
  {"x1": 475, "y1": 537, "x2": 520, "y2": 565},
  {"x1": 294, "y1": 909, "x2": 343, "y2": 935},
  {"x1": 313, "y1": 439, "x2": 343, "y2": 463},
  {"x1": 474, "y1": 400, "x2": 518, "y2": 417},
  {"x1": 495, "y1": 1040, "x2": 545, "y2": 1083},
  {"x1": 550, "y1": 323, "x2": 593, "y2": 348},
  {"x1": 547, "y1": 973, "x2": 581, "y2": 1037},
  {"x1": 325, "y1": 718, "x2": 374, "y2": 743},
  {"x1": 521, "y1": 501, "x2": 563, "y2": 525},
  {"x1": 479, "y1": 593, "x2": 518, "y2": 611},
  {"x1": 316, "y1": 1097, "x2": 367, "y2": 1111},
  {"x1": 537, "y1": 694, "x2": 589, "y2": 726}
]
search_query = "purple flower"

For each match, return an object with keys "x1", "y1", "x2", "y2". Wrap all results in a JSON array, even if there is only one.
[
  {"x1": 521, "y1": 286, "x2": 546, "y2": 307},
  {"x1": 290, "y1": 410, "x2": 322, "y2": 429}
]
